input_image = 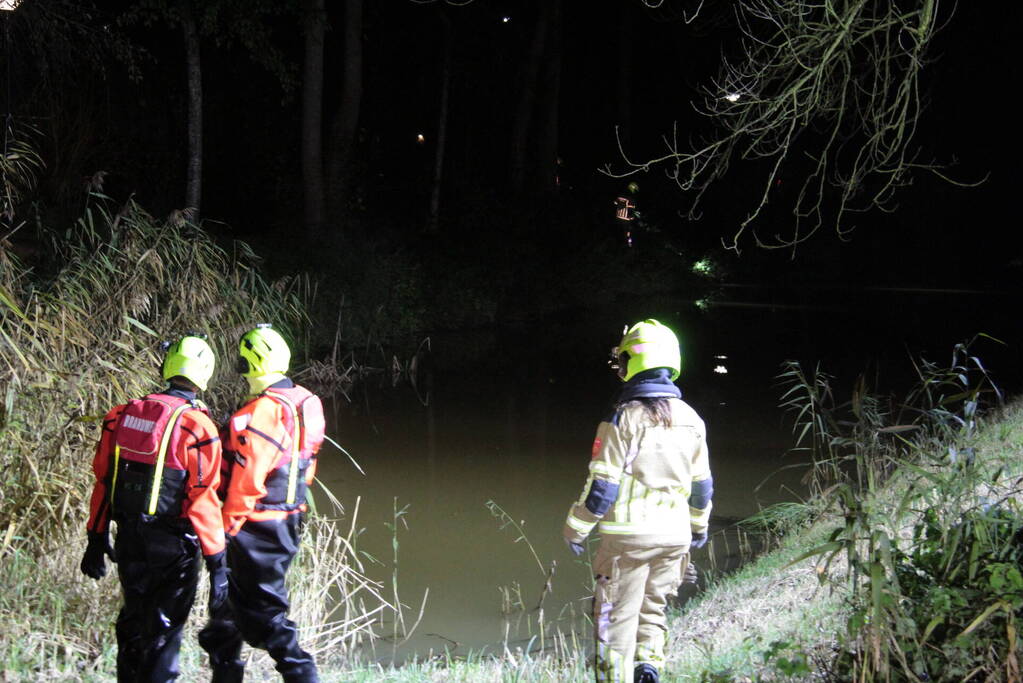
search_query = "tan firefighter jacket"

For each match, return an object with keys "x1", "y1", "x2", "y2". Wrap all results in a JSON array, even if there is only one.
[{"x1": 563, "y1": 397, "x2": 712, "y2": 548}]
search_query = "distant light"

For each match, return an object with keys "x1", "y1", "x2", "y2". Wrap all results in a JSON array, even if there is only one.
[
  {"x1": 416, "y1": 133, "x2": 425, "y2": 144},
  {"x1": 724, "y1": 92, "x2": 741, "y2": 103},
  {"x1": 692, "y1": 259, "x2": 714, "y2": 276},
  {"x1": 714, "y1": 354, "x2": 728, "y2": 360},
  {"x1": 0, "y1": 0, "x2": 22, "y2": 10},
  {"x1": 713, "y1": 365, "x2": 728, "y2": 375},
  {"x1": 501, "y1": 15, "x2": 511, "y2": 23}
]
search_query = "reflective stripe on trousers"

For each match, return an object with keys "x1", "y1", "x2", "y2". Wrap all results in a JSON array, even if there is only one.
[{"x1": 592, "y1": 539, "x2": 688, "y2": 683}]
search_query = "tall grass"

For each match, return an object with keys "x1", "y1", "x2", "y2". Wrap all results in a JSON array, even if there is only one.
[
  {"x1": 778, "y1": 337, "x2": 1020, "y2": 681},
  {"x1": 0, "y1": 196, "x2": 390, "y2": 678},
  {"x1": 1, "y1": 196, "x2": 309, "y2": 552},
  {"x1": 1, "y1": 118, "x2": 43, "y2": 228}
]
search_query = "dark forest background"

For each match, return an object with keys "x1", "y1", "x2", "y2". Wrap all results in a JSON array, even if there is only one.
[{"x1": 3, "y1": 0, "x2": 1021, "y2": 358}]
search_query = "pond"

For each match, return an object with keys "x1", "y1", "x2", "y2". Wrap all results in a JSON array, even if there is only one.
[{"x1": 316, "y1": 285, "x2": 1020, "y2": 661}]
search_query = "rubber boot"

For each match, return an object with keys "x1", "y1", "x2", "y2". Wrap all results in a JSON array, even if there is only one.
[
  {"x1": 635, "y1": 663, "x2": 659, "y2": 683},
  {"x1": 210, "y1": 662, "x2": 244, "y2": 683}
]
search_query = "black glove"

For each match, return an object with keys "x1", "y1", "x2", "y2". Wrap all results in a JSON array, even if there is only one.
[
  {"x1": 565, "y1": 538, "x2": 585, "y2": 556},
  {"x1": 205, "y1": 550, "x2": 230, "y2": 614},
  {"x1": 80, "y1": 531, "x2": 114, "y2": 580},
  {"x1": 690, "y1": 530, "x2": 708, "y2": 549}
]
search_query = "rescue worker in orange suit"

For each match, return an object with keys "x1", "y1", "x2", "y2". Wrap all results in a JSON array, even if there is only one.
[
  {"x1": 563, "y1": 320, "x2": 713, "y2": 683},
  {"x1": 199, "y1": 325, "x2": 325, "y2": 683},
  {"x1": 81, "y1": 335, "x2": 228, "y2": 682}
]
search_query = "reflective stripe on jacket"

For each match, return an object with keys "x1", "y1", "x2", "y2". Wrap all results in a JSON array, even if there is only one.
[
  {"x1": 563, "y1": 397, "x2": 712, "y2": 547},
  {"x1": 86, "y1": 392, "x2": 226, "y2": 556},
  {"x1": 221, "y1": 381, "x2": 324, "y2": 535}
]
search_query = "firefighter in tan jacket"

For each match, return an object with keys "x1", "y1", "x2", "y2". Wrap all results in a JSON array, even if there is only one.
[{"x1": 563, "y1": 320, "x2": 713, "y2": 683}]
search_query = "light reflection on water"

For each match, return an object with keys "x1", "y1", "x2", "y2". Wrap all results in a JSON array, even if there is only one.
[
  {"x1": 316, "y1": 359, "x2": 805, "y2": 659},
  {"x1": 315, "y1": 288, "x2": 1020, "y2": 660}
]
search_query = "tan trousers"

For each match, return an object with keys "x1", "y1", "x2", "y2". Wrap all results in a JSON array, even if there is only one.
[{"x1": 592, "y1": 538, "x2": 688, "y2": 683}]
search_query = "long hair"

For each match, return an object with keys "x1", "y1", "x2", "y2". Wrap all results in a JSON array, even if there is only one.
[{"x1": 635, "y1": 397, "x2": 674, "y2": 428}]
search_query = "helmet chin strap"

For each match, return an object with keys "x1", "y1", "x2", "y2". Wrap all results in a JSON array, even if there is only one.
[{"x1": 245, "y1": 372, "x2": 286, "y2": 397}]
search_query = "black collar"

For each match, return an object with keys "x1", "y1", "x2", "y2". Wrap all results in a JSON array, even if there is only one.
[
  {"x1": 162, "y1": 385, "x2": 197, "y2": 401},
  {"x1": 616, "y1": 368, "x2": 682, "y2": 403}
]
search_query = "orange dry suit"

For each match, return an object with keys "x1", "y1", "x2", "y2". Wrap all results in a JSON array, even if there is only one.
[
  {"x1": 200, "y1": 378, "x2": 325, "y2": 683},
  {"x1": 85, "y1": 387, "x2": 225, "y2": 682}
]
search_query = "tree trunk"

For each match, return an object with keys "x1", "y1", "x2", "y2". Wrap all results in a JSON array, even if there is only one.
[
  {"x1": 509, "y1": 2, "x2": 550, "y2": 196},
  {"x1": 179, "y1": 0, "x2": 202, "y2": 221},
  {"x1": 426, "y1": 9, "x2": 452, "y2": 234},
  {"x1": 537, "y1": 0, "x2": 562, "y2": 195},
  {"x1": 326, "y1": 0, "x2": 363, "y2": 237},
  {"x1": 302, "y1": 0, "x2": 327, "y2": 242}
]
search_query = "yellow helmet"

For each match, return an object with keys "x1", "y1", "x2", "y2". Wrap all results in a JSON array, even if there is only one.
[
  {"x1": 238, "y1": 324, "x2": 291, "y2": 377},
  {"x1": 162, "y1": 335, "x2": 216, "y2": 391},
  {"x1": 611, "y1": 319, "x2": 681, "y2": 382}
]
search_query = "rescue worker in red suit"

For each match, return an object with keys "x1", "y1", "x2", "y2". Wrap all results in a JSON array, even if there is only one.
[
  {"x1": 81, "y1": 335, "x2": 228, "y2": 682},
  {"x1": 199, "y1": 325, "x2": 325, "y2": 683}
]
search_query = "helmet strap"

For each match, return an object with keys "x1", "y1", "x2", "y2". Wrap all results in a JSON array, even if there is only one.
[
  {"x1": 245, "y1": 372, "x2": 286, "y2": 397},
  {"x1": 168, "y1": 376, "x2": 200, "y2": 393}
]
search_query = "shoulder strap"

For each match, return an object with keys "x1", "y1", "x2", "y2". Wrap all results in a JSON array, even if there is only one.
[
  {"x1": 145, "y1": 401, "x2": 193, "y2": 515},
  {"x1": 263, "y1": 390, "x2": 303, "y2": 505}
]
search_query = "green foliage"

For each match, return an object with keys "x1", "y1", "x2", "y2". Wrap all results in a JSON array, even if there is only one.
[
  {"x1": 871, "y1": 504, "x2": 1023, "y2": 680},
  {"x1": 763, "y1": 639, "x2": 811, "y2": 677},
  {"x1": 1, "y1": 119, "x2": 45, "y2": 225},
  {"x1": 779, "y1": 337, "x2": 1018, "y2": 681}
]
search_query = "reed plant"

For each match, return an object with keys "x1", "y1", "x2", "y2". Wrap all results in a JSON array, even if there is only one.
[
  {"x1": 1, "y1": 195, "x2": 309, "y2": 553},
  {"x1": 778, "y1": 337, "x2": 1020, "y2": 681},
  {"x1": 1, "y1": 118, "x2": 43, "y2": 227},
  {"x1": 0, "y1": 195, "x2": 391, "y2": 678},
  {"x1": 484, "y1": 500, "x2": 591, "y2": 665}
]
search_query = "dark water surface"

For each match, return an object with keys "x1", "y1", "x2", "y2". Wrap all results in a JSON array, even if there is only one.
[{"x1": 316, "y1": 286, "x2": 1021, "y2": 659}]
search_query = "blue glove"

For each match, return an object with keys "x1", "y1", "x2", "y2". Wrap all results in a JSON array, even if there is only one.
[
  {"x1": 565, "y1": 538, "x2": 585, "y2": 556},
  {"x1": 690, "y1": 531, "x2": 708, "y2": 549}
]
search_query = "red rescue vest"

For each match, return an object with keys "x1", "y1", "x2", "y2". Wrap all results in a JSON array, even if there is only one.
[
  {"x1": 254, "y1": 385, "x2": 325, "y2": 511},
  {"x1": 108, "y1": 393, "x2": 207, "y2": 517}
]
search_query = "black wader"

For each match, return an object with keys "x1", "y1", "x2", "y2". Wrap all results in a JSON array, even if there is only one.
[
  {"x1": 114, "y1": 517, "x2": 200, "y2": 683},
  {"x1": 199, "y1": 515, "x2": 317, "y2": 683}
]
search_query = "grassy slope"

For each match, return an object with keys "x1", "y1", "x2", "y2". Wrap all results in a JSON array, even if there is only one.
[
  {"x1": 5, "y1": 401, "x2": 1017, "y2": 681},
  {"x1": 324, "y1": 400, "x2": 1023, "y2": 682}
]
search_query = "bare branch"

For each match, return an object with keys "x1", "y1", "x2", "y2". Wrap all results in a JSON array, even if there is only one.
[{"x1": 609, "y1": 0, "x2": 950, "y2": 256}]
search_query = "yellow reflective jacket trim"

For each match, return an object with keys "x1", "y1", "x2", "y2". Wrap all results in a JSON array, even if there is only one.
[
  {"x1": 598, "y1": 520, "x2": 682, "y2": 535},
  {"x1": 264, "y1": 390, "x2": 302, "y2": 505},
  {"x1": 566, "y1": 512, "x2": 596, "y2": 535},
  {"x1": 690, "y1": 503, "x2": 712, "y2": 530},
  {"x1": 567, "y1": 398, "x2": 711, "y2": 541},
  {"x1": 147, "y1": 402, "x2": 193, "y2": 515},
  {"x1": 111, "y1": 444, "x2": 122, "y2": 507}
]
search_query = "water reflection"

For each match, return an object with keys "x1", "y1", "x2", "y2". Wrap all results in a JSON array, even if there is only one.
[
  {"x1": 317, "y1": 355, "x2": 804, "y2": 660},
  {"x1": 315, "y1": 286, "x2": 1020, "y2": 660}
]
